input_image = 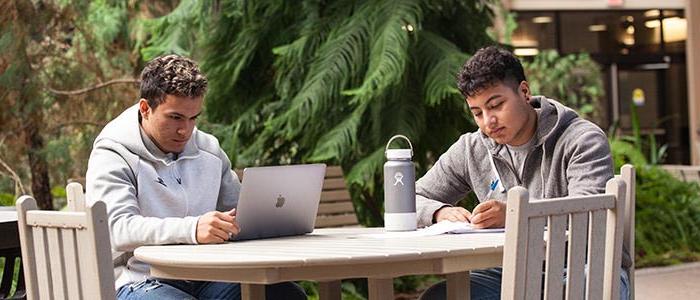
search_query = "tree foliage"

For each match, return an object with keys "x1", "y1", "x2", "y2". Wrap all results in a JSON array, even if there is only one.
[
  {"x1": 143, "y1": 0, "x2": 495, "y2": 225},
  {"x1": 0, "y1": 1, "x2": 175, "y2": 208}
]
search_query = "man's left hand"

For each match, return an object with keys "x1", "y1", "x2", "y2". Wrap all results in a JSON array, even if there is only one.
[{"x1": 470, "y1": 200, "x2": 506, "y2": 229}]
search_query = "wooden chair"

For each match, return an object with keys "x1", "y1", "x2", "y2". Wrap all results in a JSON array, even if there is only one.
[
  {"x1": 234, "y1": 165, "x2": 359, "y2": 228},
  {"x1": 16, "y1": 185, "x2": 115, "y2": 300},
  {"x1": 617, "y1": 164, "x2": 636, "y2": 300},
  {"x1": 501, "y1": 177, "x2": 626, "y2": 300}
]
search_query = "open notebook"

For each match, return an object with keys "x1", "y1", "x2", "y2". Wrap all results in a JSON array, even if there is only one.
[{"x1": 361, "y1": 220, "x2": 504, "y2": 239}]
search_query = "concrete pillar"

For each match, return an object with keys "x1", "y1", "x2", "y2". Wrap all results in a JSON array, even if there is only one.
[{"x1": 687, "y1": 0, "x2": 700, "y2": 165}]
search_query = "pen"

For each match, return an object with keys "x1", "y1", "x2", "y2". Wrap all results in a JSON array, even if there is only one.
[{"x1": 484, "y1": 179, "x2": 499, "y2": 200}]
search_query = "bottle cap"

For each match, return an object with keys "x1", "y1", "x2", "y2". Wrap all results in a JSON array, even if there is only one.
[
  {"x1": 385, "y1": 135, "x2": 413, "y2": 159},
  {"x1": 385, "y1": 149, "x2": 413, "y2": 160}
]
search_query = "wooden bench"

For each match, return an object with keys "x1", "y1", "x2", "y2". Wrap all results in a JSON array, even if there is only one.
[
  {"x1": 660, "y1": 164, "x2": 700, "y2": 183},
  {"x1": 234, "y1": 165, "x2": 359, "y2": 228}
]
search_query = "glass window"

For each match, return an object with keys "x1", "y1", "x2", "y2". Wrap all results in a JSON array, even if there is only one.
[
  {"x1": 559, "y1": 11, "x2": 661, "y2": 55},
  {"x1": 512, "y1": 12, "x2": 557, "y2": 56}
]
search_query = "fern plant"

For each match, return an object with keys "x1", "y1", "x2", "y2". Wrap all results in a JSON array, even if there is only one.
[{"x1": 143, "y1": 0, "x2": 496, "y2": 226}]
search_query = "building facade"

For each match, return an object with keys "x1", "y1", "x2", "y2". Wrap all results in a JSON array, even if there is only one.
[{"x1": 504, "y1": 0, "x2": 699, "y2": 165}]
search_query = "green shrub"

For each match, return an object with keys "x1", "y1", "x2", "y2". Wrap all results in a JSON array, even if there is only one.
[
  {"x1": 522, "y1": 50, "x2": 604, "y2": 121},
  {"x1": 0, "y1": 193, "x2": 15, "y2": 206},
  {"x1": 611, "y1": 138, "x2": 700, "y2": 267}
]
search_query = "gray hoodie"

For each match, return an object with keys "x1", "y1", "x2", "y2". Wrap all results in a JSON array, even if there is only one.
[
  {"x1": 86, "y1": 104, "x2": 241, "y2": 289},
  {"x1": 415, "y1": 96, "x2": 631, "y2": 269}
]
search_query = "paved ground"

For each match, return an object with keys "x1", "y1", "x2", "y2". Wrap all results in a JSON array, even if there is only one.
[{"x1": 635, "y1": 262, "x2": 700, "y2": 300}]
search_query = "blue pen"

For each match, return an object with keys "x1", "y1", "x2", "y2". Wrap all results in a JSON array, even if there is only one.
[{"x1": 484, "y1": 179, "x2": 499, "y2": 200}]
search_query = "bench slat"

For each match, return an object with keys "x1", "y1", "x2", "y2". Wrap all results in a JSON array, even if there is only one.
[
  {"x1": 321, "y1": 190, "x2": 352, "y2": 202},
  {"x1": 325, "y1": 166, "x2": 344, "y2": 178},
  {"x1": 318, "y1": 202, "x2": 355, "y2": 215},
  {"x1": 315, "y1": 214, "x2": 359, "y2": 228},
  {"x1": 323, "y1": 178, "x2": 347, "y2": 190}
]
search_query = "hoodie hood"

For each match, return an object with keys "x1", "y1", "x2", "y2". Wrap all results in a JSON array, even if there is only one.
[
  {"x1": 93, "y1": 104, "x2": 201, "y2": 166},
  {"x1": 478, "y1": 96, "x2": 579, "y2": 194}
]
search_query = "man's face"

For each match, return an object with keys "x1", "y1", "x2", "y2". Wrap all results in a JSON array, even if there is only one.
[
  {"x1": 466, "y1": 81, "x2": 535, "y2": 146},
  {"x1": 139, "y1": 95, "x2": 203, "y2": 153}
]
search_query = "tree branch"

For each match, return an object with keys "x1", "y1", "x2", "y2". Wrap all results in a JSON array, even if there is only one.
[
  {"x1": 0, "y1": 155, "x2": 26, "y2": 195},
  {"x1": 49, "y1": 120, "x2": 106, "y2": 134},
  {"x1": 48, "y1": 78, "x2": 139, "y2": 96}
]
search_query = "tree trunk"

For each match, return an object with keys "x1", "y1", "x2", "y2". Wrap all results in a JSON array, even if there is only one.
[{"x1": 24, "y1": 113, "x2": 53, "y2": 210}]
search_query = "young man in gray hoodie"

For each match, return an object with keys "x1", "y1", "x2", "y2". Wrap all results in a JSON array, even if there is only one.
[
  {"x1": 86, "y1": 55, "x2": 306, "y2": 299},
  {"x1": 416, "y1": 46, "x2": 630, "y2": 299}
]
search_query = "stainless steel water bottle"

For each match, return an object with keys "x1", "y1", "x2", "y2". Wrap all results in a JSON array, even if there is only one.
[{"x1": 384, "y1": 134, "x2": 417, "y2": 231}]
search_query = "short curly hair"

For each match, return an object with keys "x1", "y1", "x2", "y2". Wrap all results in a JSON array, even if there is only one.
[
  {"x1": 457, "y1": 46, "x2": 526, "y2": 98},
  {"x1": 139, "y1": 54, "x2": 208, "y2": 109}
]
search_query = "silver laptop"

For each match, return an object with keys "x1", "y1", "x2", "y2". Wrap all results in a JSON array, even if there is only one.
[{"x1": 232, "y1": 163, "x2": 326, "y2": 241}]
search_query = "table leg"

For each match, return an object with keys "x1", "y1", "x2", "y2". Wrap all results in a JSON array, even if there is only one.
[
  {"x1": 241, "y1": 283, "x2": 265, "y2": 300},
  {"x1": 447, "y1": 271, "x2": 470, "y2": 300},
  {"x1": 318, "y1": 280, "x2": 341, "y2": 300},
  {"x1": 368, "y1": 278, "x2": 394, "y2": 300}
]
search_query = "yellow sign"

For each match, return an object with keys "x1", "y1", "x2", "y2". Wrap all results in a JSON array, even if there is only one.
[{"x1": 632, "y1": 88, "x2": 645, "y2": 106}]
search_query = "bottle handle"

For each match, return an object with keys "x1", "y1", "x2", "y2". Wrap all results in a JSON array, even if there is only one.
[{"x1": 385, "y1": 134, "x2": 414, "y2": 152}]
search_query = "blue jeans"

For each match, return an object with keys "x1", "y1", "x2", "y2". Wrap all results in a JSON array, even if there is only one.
[
  {"x1": 419, "y1": 267, "x2": 631, "y2": 300},
  {"x1": 116, "y1": 279, "x2": 307, "y2": 300}
]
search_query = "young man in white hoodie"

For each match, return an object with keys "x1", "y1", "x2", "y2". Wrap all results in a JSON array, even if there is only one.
[
  {"x1": 86, "y1": 55, "x2": 306, "y2": 299},
  {"x1": 416, "y1": 46, "x2": 630, "y2": 299}
]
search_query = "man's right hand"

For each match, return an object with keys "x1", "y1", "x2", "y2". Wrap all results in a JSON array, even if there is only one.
[
  {"x1": 196, "y1": 209, "x2": 240, "y2": 244},
  {"x1": 434, "y1": 206, "x2": 472, "y2": 223}
]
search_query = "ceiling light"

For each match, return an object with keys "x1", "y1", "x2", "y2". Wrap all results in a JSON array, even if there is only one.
[
  {"x1": 532, "y1": 16, "x2": 553, "y2": 24},
  {"x1": 514, "y1": 48, "x2": 539, "y2": 56},
  {"x1": 645, "y1": 20, "x2": 661, "y2": 28},
  {"x1": 644, "y1": 10, "x2": 660, "y2": 18},
  {"x1": 512, "y1": 39, "x2": 538, "y2": 47},
  {"x1": 588, "y1": 24, "x2": 607, "y2": 32}
]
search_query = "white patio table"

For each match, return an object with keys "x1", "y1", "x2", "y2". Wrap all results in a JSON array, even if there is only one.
[{"x1": 134, "y1": 227, "x2": 504, "y2": 300}]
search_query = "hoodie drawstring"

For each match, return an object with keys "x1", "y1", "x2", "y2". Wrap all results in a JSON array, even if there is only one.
[{"x1": 540, "y1": 143, "x2": 546, "y2": 199}]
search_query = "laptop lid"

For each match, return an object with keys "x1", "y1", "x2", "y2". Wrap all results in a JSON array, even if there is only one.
[{"x1": 232, "y1": 163, "x2": 326, "y2": 241}]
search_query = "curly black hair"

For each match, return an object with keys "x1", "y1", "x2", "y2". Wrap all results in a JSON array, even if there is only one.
[
  {"x1": 139, "y1": 55, "x2": 208, "y2": 109},
  {"x1": 456, "y1": 46, "x2": 526, "y2": 98}
]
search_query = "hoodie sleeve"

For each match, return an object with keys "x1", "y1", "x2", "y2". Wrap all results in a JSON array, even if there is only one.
[
  {"x1": 86, "y1": 145, "x2": 199, "y2": 252},
  {"x1": 215, "y1": 148, "x2": 240, "y2": 212},
  {"x1": 415, "y1": 135, "x2": 472, "y2": 227},
  {"x1": 565, "y1": 125, "x2": 614, "y2": 196}
]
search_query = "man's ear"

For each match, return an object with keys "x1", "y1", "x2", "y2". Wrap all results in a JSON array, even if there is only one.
[
  {"x1": 519, "y1": 81, "x2": 531, "y2": 101},
  {"x1": 138, "y1": 99, "x2": 151, "y2": 119}
]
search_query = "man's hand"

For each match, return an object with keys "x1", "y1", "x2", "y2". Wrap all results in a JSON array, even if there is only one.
[
  {"x1": 470, "y1": 200, "x2": 506, "y2": 229},
  {"x1": 434, "y1": 206, "x2": 472, "y2": 223},
  {"x1": 196, "y1": 208, "x2": 240, "y2": 244}
]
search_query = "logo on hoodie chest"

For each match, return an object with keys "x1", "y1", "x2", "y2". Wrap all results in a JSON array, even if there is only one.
[{"x1": 155, "y1": 177, "x2": 167, "y2": 187}]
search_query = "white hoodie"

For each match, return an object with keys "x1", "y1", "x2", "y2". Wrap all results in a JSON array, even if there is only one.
[{"x1": 85, "y1": 104, "x2": 241, "y2": 289}]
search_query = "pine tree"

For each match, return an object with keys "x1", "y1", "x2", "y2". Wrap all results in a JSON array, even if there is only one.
[{"x1": 143, "y1": 0, "x2": 496, "y2": 225}]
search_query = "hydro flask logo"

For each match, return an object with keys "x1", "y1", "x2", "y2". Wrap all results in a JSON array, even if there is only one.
[
  {"x1": 275, "y1": 194, "x2": 286, "y2": 208},
  {"x1": 393, "y1": 172, "x2": 404, "y2": 186}
]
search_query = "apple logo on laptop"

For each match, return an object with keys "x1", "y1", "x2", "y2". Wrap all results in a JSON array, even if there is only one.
[{"x1": 275, "y1": 194, "x2": 285, "y2": 208}]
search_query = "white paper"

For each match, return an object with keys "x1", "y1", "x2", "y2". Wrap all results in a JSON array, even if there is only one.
[{"x1": 359, "y1": 220, "x2": 504, "y2": 238}]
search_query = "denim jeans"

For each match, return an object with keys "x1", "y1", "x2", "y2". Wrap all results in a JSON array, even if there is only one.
[
  {"x1": 116, "y1": 279, "x2": 307, "y2": 300},
  {"x1": 419, "y1": 267, "x2": 631, "y2": 300}
]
